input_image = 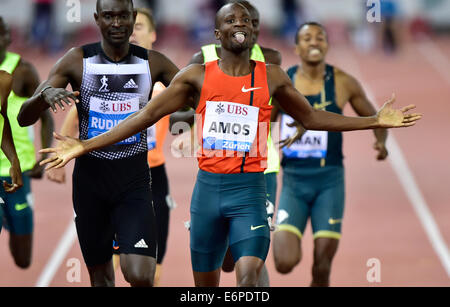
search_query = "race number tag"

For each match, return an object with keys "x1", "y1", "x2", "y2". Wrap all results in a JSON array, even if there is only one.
[
  {"x1": 202, "y1": 101, "x2": 259, "y2": 152},
  {"x1": 281, "y1": 114, "x2": 328, "y2": 158},
  {"x1": 88, "y1": 96, "x2": 140, "y2": 145},
  {"x1": 147, "y1": 125, "x2": 156, "y2": 150}
]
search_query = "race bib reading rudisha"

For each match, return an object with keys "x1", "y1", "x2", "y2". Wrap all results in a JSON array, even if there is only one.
[{"x1": 88, "y1": 96, "x2": 140, "y2": 145}]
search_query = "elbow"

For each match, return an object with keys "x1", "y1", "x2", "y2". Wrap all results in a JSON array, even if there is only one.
[
  {"x1": 17, "y1": 114, "x2": 27, "y2": 127},
  {"x1": 17, "y1": 113, "x2": 31, "y2": 127},
  {"x1": 17, "y1": 105, "x2": 32, "y2": 127}
]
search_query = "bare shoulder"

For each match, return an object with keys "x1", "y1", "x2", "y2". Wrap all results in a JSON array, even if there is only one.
[
  {"x1": 266, "y1": 63, "x2": 288, "y2": 81},
  {"x1": 0, "y1": 70, "x2": 12, "y2": 84},
  {"x1": 60, "y1": 47, "x2": 83, "y2": 63},
  {"x1": 176, "y1": 63, "x2": 205, "y2": 81},
  {"x1": 14, "y1": 59, "x2": 37, "y2": 74},
  {"x1": 333, "y1": 65, "x2": 359, "y2": 88},
  {"x1": 147, "y1": 49, "x2": 178, "y2": 72},
  {"x1": 147, "y1": 49, "x2": 174, "y2": 64},
  {"x1": 260, "y1": 46, "x2": 282, "y2": 65},
  {"x1": 51, "y1": 47, "x2": 83, "y2": 74},
  {"x1": 189, "y1": 51, "x2": 205, "y2": 65}
]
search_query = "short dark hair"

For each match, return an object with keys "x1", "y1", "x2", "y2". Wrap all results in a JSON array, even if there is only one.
[
  {"x1": 295, "y1": 22, "x2": 327, "y2": 44},
  {"x1": 227, "y1": 0, "x2": 258, "y2": 17},
  {"x1": 136, "y1": 7, "x2": 156, "y2": 32},
  {"x1": 96, "y1": 0, "x2": 134, "y2": 13},
  {"x1": 215, "y1": 2, "x2": 254, "y2": 29}
]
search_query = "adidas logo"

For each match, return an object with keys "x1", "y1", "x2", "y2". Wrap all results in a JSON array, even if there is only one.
[
  {"x1": 134, "y1": 239, "x2": 148, "y2": 248},
  {"x1": 124, "y1": 78, "x2": 138, "y2": 89}
]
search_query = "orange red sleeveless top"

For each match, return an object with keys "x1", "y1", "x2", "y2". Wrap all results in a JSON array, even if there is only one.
[{"x1": 196, "y1": 60, "x2": 272, "y2": 174}]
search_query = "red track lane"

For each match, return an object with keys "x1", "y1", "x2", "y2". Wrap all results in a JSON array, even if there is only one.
[{"x1": 0, "y1": 36, "x2": 449, "y2": 286}]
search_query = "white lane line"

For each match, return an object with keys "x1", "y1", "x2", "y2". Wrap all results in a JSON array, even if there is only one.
[
  {"x1": 339, "y1": 48, "x2": 450, "y2": 278},
  {"x1": 35, "y1": 221, "x2": 77, "y2": 287}
]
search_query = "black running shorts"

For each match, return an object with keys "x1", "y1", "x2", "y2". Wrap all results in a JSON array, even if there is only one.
[{"x1": 72, "y1": 152, "x2": 157, "y2": 267}]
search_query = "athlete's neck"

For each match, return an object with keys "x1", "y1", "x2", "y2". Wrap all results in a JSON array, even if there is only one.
[
  {"x1": 218, "y1": 48, "x2": 252, "y2": 76},
  {"x1": 101, "y1": 40, "x2": 129, "y2": 62},
  {"x1": 299, "y1": 61, "x2": 326, "y2": 82}
]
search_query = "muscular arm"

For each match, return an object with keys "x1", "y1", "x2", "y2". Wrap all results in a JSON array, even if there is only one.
[
  {"x1": 167, "y1": 50, "x2": 204, "y2": 133},
  {"x1": 17, "y1": 47, "x2": 82, "y2": 127},
  {"x1": 345, "y1": 73, "x2": 388, "y2": 158},
  {"x1": 0, "y1": 71, "x2": 22, "y2": 190},
  {"x1": 79, "y1": 65, "x2": 200, "y2": 154},
  {"x1": 15, "y1": 60, "x2": 55, "y2": 159},
  {"x1": 269, "y1": 65, "x2": 379, "y2": 131},
  {"x1": 0, "y1": 72, "x2": 19, "y2": 164},
  {"x1": 148, "y1": 50, "x2": 180, "y2": 88}
]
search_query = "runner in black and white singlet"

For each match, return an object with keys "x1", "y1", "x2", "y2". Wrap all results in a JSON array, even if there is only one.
[{"x1": 17, "y1": 0, "x2": 179, "y2": 287}]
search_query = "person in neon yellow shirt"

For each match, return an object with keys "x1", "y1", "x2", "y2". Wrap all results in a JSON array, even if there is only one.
[
  {"x1": 0, "y1": 17, "x2": 54, "y2": 268},
  {"x1": 0, "y1": 70, "x2": 23, "y2": 234}
]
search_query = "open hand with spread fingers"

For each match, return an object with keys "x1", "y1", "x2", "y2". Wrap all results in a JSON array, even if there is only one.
[
  {"x1": 39, "y1": 132, "x2": 86, "y2": 170},
  {"x1": 376, "y1": 94, "x2": 422, "y2": 128},
  {"x1": 279, "y1": 121, "x2": 306, "y2": 149},
  {"x1": 40, "y1": 86, "x2": 80, "y2": 113}
]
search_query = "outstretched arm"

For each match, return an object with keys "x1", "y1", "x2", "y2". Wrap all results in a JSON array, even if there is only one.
[
  {"x1": 167, "y1": 50, "x2": 204, "y2": 134},
  {"x1": 269, "y1": 65, "x2": 421, "y2": 132},
  {"x1": 40, "y1": 65, "x2": 202, "y2": 170}
]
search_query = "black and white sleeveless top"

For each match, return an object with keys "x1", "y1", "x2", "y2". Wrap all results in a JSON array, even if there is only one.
[{"x1": 78, "y1": 42, "x2": 152, "y2": 160}]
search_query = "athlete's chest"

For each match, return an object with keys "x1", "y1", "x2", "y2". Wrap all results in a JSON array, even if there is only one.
[{"x1": 294, "y1": 71, "x2": 350, "y2": 110}]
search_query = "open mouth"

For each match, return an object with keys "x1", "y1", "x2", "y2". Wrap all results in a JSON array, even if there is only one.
[
  {"x1": 232, "y1": 31, "x2": 247, "y2": 43},
  {"x1": 309, "y1": 48, "x2": 322, "y2": 56}
]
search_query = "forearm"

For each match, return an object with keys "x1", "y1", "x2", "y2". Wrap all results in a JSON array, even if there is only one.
[
  {"x1": 305, "y1": 109, "x2": 378, "y2": 131},
  {"x1": 60, "y1": 106, "x2": 79, "y2": 138},
  {"x1": 374, "y1": 128, "x2": 387, "y2": 143},
  {"x1": 1, "y1": 117, "x2": 20, "y2": 167},
  {"x1": 84, "y1": 106, "x2": 158, "y2": 153},
  {"x1": 18, "y1": 86, "x2": 49, "y2": 127},
  {"x1": 39, "y1": 110, "x2": 55, "y2": 159}
]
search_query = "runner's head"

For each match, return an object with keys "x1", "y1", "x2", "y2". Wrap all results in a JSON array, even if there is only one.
[
  {"x1": 129, "y1": 8, "x2": 156, "y2": 50},
  {"x1": 0, "y1": 17, "x2": 11, "y2": 55},
  {"x1": 215, "y1": 3, "x2": 253, "y2": 54},
  {"x1": 295, "y1": 22, "x2": 328, "y2": 65},
  {"x1": 95, "y1": 0, "x2": 136, "y2": 47},
  {"x1": 228, "y1": 1, "x2": 260, "y2": 46}
]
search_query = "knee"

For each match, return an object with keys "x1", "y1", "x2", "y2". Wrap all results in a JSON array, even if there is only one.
[
  {"x1": 273, "y1": 231, "x2": 302, "y2": 274},
  {"x1": 274, "y1": 255, "x2": 300, "y2": 274},
  {"x1": 122, "y1": 267, "x2": 154, "y2": 287},
  {"x1": 236, "y1": 271, "x2": 259, "y2": 287},
  {"x1": 312, "y1": 259, "x2": 332, "y2": 281},
  {"x1": 14, "y1": 257, "x2": 31, "y2": 269}
]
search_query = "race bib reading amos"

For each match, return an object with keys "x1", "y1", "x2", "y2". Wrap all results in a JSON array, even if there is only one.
[{"x1": 202, "y1": 101, "x2": 259, "y2": 152}]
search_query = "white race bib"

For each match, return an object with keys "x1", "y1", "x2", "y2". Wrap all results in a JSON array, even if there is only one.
[
  {"x1": 202, "y1": 101, "x2": 259, "y2": 152},
  {"x1": 147, "y1": 125, "x2": 156, "y2": 150},
  {"x1": 88, "y1": 96, "x2": 140, "y2": 145},
  {"x1": 281, "y1": 114, "x2": 328, "y2": 158}
]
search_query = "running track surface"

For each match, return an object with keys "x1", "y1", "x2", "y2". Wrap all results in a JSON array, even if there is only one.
[{"x1": 1, "y1": 35, "x2": 449, "y2": 287}]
